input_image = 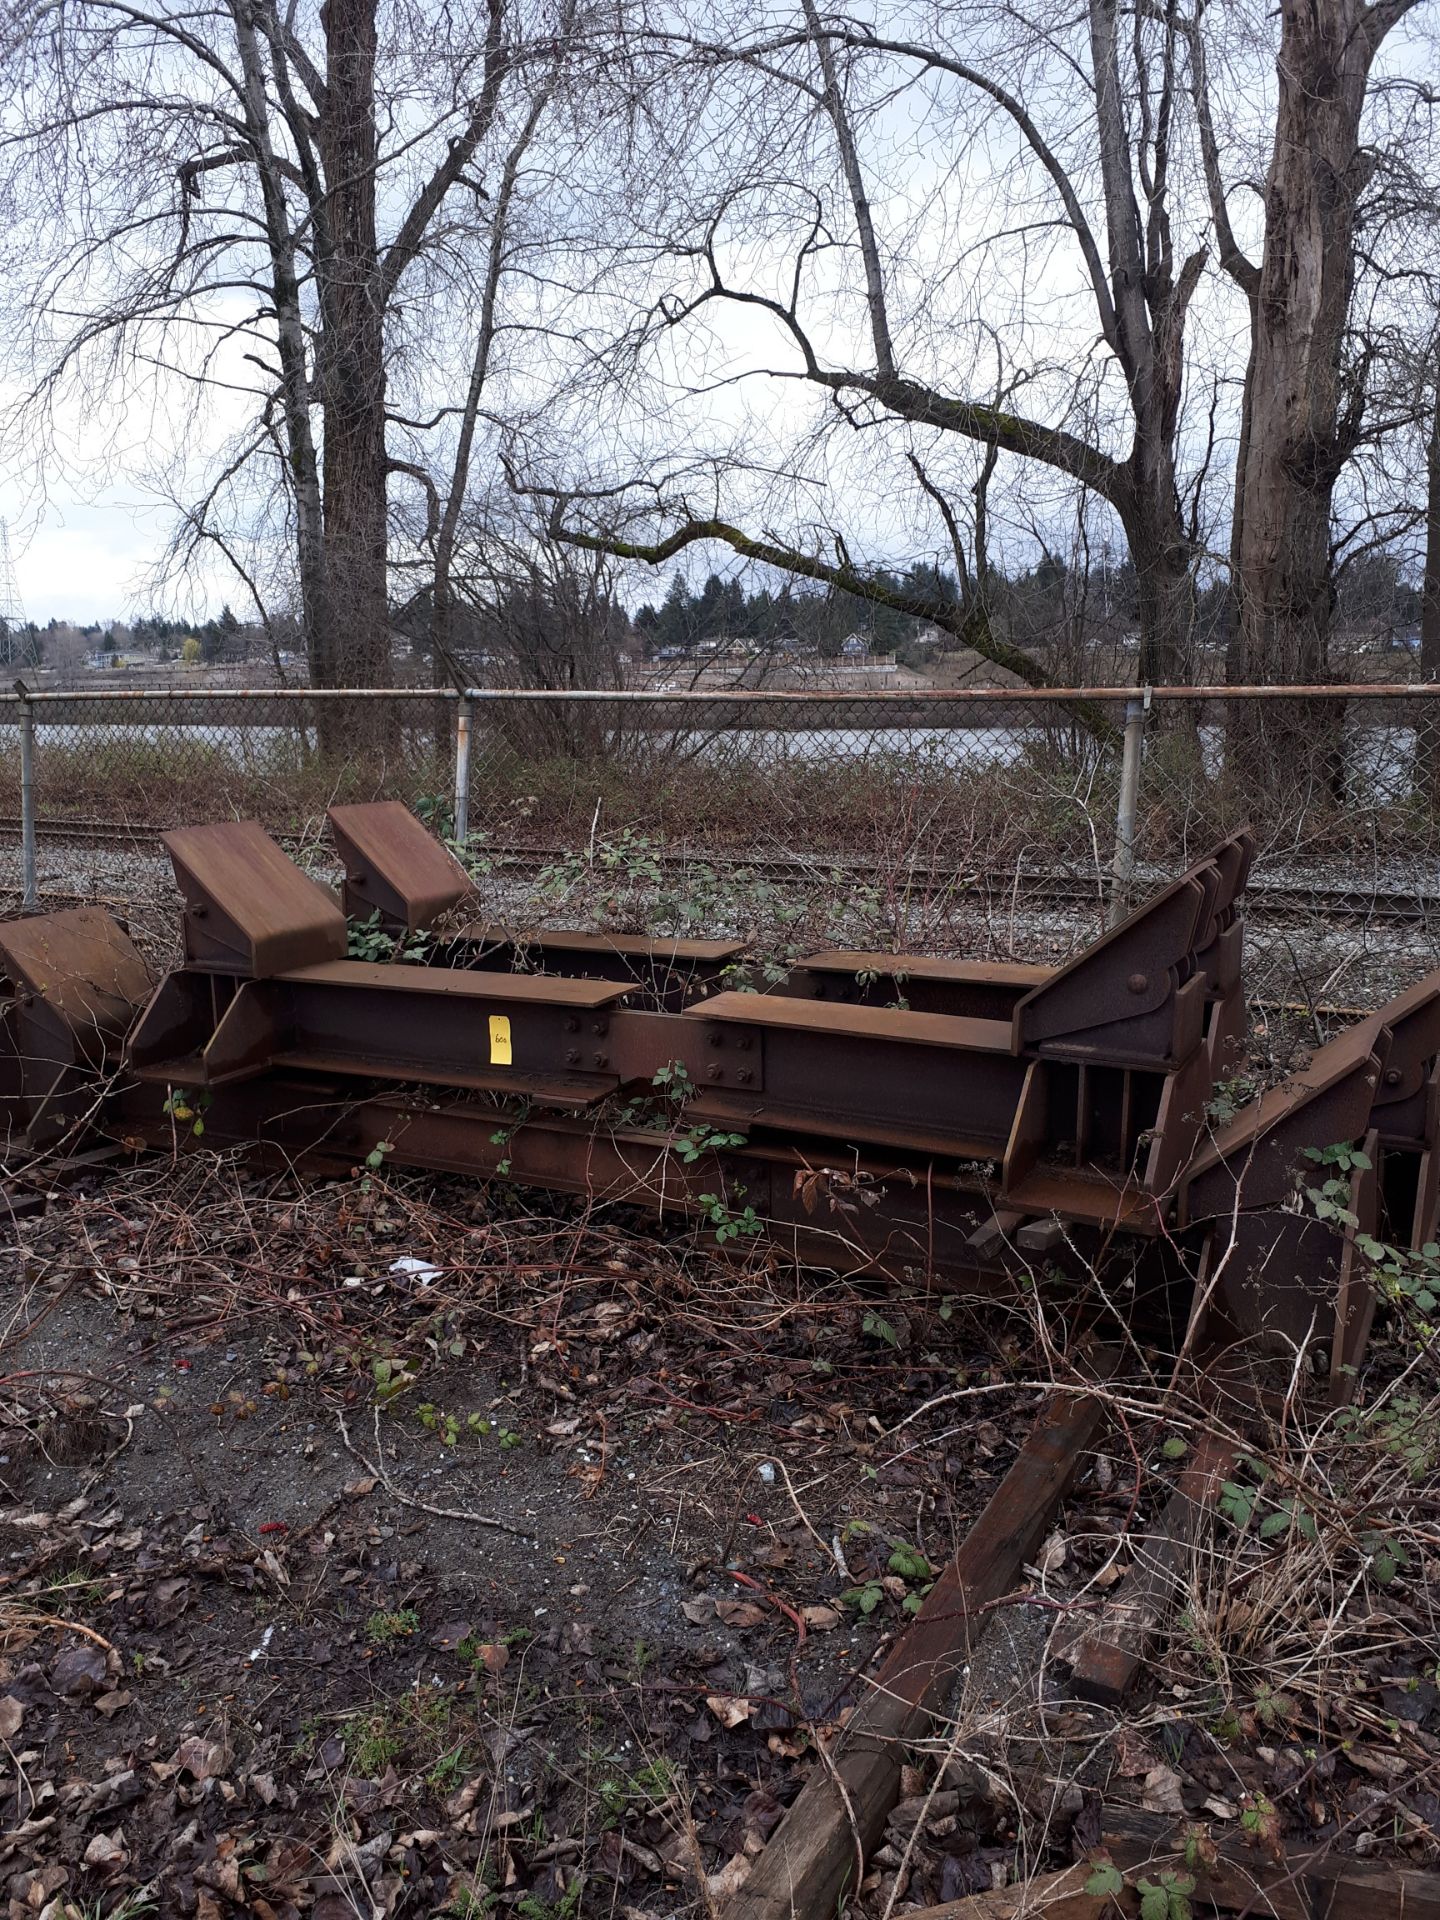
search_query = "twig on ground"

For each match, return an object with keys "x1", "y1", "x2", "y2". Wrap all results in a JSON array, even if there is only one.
[{"x1": 335, "y1": 1405, "x2": 536, "y2": 1539}]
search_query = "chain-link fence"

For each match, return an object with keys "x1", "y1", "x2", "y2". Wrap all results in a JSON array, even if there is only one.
[{"x1": 3, "y1": 683, "x2": 1438, "y2": 1014}]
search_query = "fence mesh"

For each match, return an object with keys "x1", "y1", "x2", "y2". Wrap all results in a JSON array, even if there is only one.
[{"x1": 3, "y1": 685, "x2": 1439, "y2": 1016}]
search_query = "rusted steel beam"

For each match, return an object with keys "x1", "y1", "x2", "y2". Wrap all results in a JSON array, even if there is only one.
[
  {"x1": 446, "y1": 927, "x2": 747, "y2": 1011},
  {"x1": 1066, "y1": 1428, "x2": 1233, "y2": 1704},
  {"x1": 120, "y1": 819, "x2": 1254, "y2": 1233}
]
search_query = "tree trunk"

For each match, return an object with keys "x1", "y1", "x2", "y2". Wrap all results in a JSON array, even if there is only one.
[
  {"x1": 1422, "y1": 364, "x2": 1440, "y2": 805},
  {"x1": 1132, "y1": 540, "x2": 1193, "y2": 687},
  {"x1": 1229, "y1": 0, "x2": 1403, "y2": 688},
  {"x1": 316, "y1": 0, "x2": 390, "y2": 694},
  {"x1": 230, "y1": 3, "x2": 328, "y2": 676}
]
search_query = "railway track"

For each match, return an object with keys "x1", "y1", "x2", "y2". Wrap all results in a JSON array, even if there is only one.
[{"x1": 2, "y1": 814, "x2": 1439, "y2": 928}]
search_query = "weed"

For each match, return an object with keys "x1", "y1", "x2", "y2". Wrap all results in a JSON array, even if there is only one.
[
  {"x1": 595, "y1": 1753, "x2": 674, "y2": 1825},
  {"x1": 842, "y1": 1539, "x2": 933, "y2": 1616},
  {"x1": 365, "y1": 1607, "x2": 420, "y2": 1647},
  {"x1": 861, "y1": 1307, "x2": 899, "y2": 1348},
  {"x1": 697, "y1": 1191, "x2": 763, "y2": 1245},
  {"x1": 162, "y1": 1086, "x2": 211, "y2": 1137},
  {"x1": 371, "y1": 1354, "x2": 417, "y2": 1405},
  {"x1": 348, "y1": 1711, "x2": 404, "y2": 1775},
  {"x1": 348, "y1": 911, "x2": 434, "y2": 965},
  {"x1": 516, "y1": 1876, "x2": 582, "y2": 1920},
  {"x1": 426, "y1": 1744, "x2": 470, "y2": 1792}
]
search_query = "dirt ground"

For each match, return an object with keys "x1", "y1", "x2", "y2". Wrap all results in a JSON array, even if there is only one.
[{"x1": 3, "y1": 1149, "x2": 1438, "y2": 1920}]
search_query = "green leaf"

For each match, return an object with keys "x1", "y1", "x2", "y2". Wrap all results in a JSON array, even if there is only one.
[
  {"x1": 861, "y1": 1309, "x2": 899, "y2": 1348},
  {"x1": 1084, "y1": 1863, "x2": 1124, "y2": 1897},
  {"x1": 1138, "y1": 1880, "x2": 1170, "y2": 1920},
  {"x1": 1258, "y1": 1509, "x2": 1291, "y2": 1540},
  {"x1": 1162, "y1": 1436, "x2": 1188, "y2": 1460},
  {"x1": 888, "y1": 1544, "x2": 931, "y2": 1581}
]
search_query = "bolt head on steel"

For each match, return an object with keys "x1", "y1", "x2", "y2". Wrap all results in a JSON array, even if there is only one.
[{"x1": 1127, "y1": 972, "x2": 1147, "y2": 993}]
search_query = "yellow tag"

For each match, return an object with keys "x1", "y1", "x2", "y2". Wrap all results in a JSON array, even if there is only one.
[{"x1": 488, "y1": 1014, "x2": 512, "y2": 1066}]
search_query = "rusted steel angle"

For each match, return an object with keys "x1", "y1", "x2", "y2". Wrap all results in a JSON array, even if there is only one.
[
  {"x1": 0, "y1": 908, "x2": 152, "y2": 1146},
  {"x1": 163, "y1": 820, "x2": 347, "y2": 975},
  {"x1": 1178, "y1": 1015, "x2": 1391, "y2": 1226},
  {"x1": 328, "y1": 800, "x2": 473, "y2": 932}
]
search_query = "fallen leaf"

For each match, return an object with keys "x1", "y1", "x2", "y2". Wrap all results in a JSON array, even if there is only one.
[
  {"x1": 94, "y1": 1689, "x2": 132, "y2": 1718},
  {"x1": 1036, "y1": 1530, "x2": 1067, "y2": 1575},
  {"x1": 343, "y1": 1477, "x2": 378, "y2": 1498},
  {"x1": 1113, "y1": 1727, "x2": 1159, "y2": 1778},
  {"x1": 1349, "y1": 1748, "x2": 1408, "y2": 1782},
  {"x1": 48, "y1": 1645, "x2": 107, "y2": 1700},
  {"x1": 706, "y1": 1693, "x2": 754, "y2": 1728},
  {"x1": 681, "y1": 1596, "x2": 716, "y2": 1625},
  {"x1": 175, "y1": 1733, "x2": 233, "y2": 1781},
  {"x1": 81, "y1": 1829, "x2": 128, "y2": 1871},
  {"x1": 801, "y1": 1604, "x2": 842, "y2": 1629},
  {"x1": 0, "y1": 1696, "x2": 23, "y2": 1739},
  {"x1": 716, "y1": 1599, "x2": 768, "y2": 1629},
  {"x1": 428, "y1": 1620, "x2": 473, "y2": 1651},
  {"x1": 706, "y1": 1852, "x2": 751, "y2": 1898},
  {"x1": 1141, "y1": 1763, "x2": 1187, "y2": 1814},
  {"x1": 474, "y1": 1642, "x2": 509, "y2": 1675}
]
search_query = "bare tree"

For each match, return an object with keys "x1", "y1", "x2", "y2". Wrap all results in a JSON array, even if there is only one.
[
  {"x1": 0, "y1": 0, "x2": 598, "y2": 689},
  {"x1": 1190, "y1": 0, "x2": 1424, "y2": 685},
  {"x1": 541, "y1": 0, "x2": 1215, "y2": 686}
]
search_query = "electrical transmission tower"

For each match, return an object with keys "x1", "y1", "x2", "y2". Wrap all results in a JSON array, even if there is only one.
[{"x1": 0, "y1": 521, "x2": 25, "y2": 630}]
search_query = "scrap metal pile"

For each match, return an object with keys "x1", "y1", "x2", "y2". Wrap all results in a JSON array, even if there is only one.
[{"x1": 5, "y1": 804, "x2": 1439, "y2": 1389}]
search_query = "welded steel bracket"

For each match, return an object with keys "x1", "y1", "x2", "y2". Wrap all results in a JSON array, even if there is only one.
[
  {"x1": 328, "y1": 800, "x2": 473, "y2": 933},
  {"x1": 0, "y1": 907, "x2": 152, "y2": 1145},
  {"x1": 163, "y1": 820, "x2": 347, "y2": 975}
]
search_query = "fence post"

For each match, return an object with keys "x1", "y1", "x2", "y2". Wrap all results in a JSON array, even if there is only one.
[
  {"x1": 1108, "y1": 687, "x2": 1150, "y2": 927},
  {"x1": 16, "y1": 680, "x2": 38, "y2": 913},
  {"x1": 453, "y1": 693, "x2": 472, "y2": 844}
]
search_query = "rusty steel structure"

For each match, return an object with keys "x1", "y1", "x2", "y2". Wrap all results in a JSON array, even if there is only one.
[{"x1": 4, "y1": 802, "x2": 1439, "y2": 1391}]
